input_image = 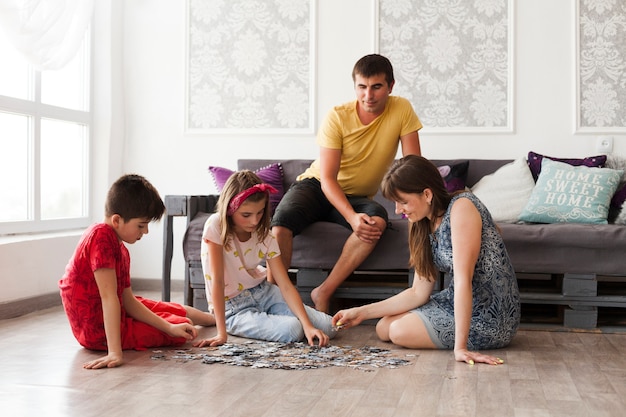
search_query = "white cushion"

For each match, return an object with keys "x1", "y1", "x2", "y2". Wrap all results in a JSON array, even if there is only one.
[{"x1": 471, "y1": 157, "x2": 535, "y2": 223}]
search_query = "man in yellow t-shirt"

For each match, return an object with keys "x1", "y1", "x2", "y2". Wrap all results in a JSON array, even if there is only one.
[{"x1": 271, "y1": 54, "x2": 423, "y2": 313}]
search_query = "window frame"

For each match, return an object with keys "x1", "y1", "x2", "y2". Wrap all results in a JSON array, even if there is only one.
[{"x1": 0, "y1": 33, "x2": 92, "y2": 236}]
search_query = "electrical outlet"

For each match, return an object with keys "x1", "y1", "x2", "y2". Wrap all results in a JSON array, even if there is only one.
[{"x1": 596, "y1": 136, "x2": 613, "y2": 154}]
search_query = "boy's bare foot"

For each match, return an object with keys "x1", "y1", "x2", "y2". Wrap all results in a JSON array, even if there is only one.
[
  {"x1": 197, "y1": 312, "x2": 216, "y2": 327},
  {"x1": 185, "y1": 307, "x2": 216, "y2": 326},
  {"x1": 311, "y1": 286, "x2": 330, "y2": 313}
]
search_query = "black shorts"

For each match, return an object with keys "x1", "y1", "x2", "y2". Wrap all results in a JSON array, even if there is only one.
[{"x1": 270, "y1": 178, "x2": 389, "y2": 236}]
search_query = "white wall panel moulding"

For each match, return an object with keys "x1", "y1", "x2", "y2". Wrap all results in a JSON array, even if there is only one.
[
  {"x1": 576, "y1": 0, "x2": 626, "y2": 133},
  {"x1": 185, "y1": 0, "x2": 316, "y2": 134},
  {"x1": 378, "y1": 0, "x2": 514, "y2": 133}
]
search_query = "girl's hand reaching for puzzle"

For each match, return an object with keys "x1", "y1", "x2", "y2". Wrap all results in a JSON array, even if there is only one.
[
  {"x1": 303, "y1": 326, "x2": 330, "y2": 347},
  {"x1": 193, "y1": 332, "x2": 228, "y2": 348}
]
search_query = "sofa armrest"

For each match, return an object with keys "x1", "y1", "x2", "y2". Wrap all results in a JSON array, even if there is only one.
[{"x1": 186, "y1": 195, "x2": 219, "y2": 227}]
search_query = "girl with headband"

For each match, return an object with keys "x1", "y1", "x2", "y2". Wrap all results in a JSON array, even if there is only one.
[{"x1": 193, "y1": 170, "x2": 336, "y2": 348}]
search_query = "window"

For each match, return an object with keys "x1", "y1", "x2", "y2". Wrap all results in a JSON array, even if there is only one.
[{"x1": 0, "y1": 31, "x2": 91, "y2": 235}]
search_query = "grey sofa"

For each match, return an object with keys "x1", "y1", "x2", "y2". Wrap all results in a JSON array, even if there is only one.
[{"x1": 178, "y1": 158, "x2": 626, "y2": 330}]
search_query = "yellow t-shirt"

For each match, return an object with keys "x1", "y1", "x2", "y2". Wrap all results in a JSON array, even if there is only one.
[{"x1": 298, "y1": 96, "x2": 422, "y2": 198}]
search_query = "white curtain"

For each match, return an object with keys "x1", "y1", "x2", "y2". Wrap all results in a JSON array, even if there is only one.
[{"x1": 0, "y1": 0, "x2": 95, "y2": 70}]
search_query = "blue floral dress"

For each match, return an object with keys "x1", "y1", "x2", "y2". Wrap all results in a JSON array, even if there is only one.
[{"x1": 412, "y1": 192, "x2": 521, "y2": 350}]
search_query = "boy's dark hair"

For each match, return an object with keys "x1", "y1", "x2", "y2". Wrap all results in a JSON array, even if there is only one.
[
  {"x1": 105, "y1": 174, "x2": 165, "y2": 221},
  {"x1": 352, "y1": 54, "x2": 395, "y2": 86}
]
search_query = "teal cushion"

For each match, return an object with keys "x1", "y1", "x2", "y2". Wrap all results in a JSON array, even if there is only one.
[{"x1": 519, "y1": 158, "x2": 623, "y2": 224}]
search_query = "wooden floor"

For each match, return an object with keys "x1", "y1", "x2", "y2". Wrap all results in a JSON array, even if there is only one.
[{"x1": 2, "y1": 291, "x2": 626, "y2": 417}]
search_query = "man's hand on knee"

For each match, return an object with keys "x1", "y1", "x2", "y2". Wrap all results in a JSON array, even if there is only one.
[{"x1": 351, "y1": 214, "x2": 385, "y2": 243}]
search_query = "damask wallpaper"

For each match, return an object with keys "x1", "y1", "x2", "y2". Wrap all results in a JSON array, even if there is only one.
[
  {"x1": 186, "y1": 0, "x2": 314, "y2": 133},
  {"x1": 578, "y1": 0, "x2": 626, "y2": 131},
  {"x1": 378, "y1": 0, "x2": 513, "y2": 132}
]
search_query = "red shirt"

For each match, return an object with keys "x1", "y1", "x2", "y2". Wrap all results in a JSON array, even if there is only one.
[{"x1": 59, "y1": 223, "x2": 130, "y2": 349}]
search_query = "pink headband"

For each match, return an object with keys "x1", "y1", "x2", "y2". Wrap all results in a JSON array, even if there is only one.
[{"x1": 227, "y1": 183, "x2": 278, "y2": 215}]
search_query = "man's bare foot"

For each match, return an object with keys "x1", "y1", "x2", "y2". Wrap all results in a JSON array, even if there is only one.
[{"x1": 311, "y1": 286, "x2": 330, "y2": 313}]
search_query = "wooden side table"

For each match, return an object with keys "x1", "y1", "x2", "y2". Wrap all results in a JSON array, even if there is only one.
[{"x1": 161, "y1": 195, "x2": 188, "y2": 302}]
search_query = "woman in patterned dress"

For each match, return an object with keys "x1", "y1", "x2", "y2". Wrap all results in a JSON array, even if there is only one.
[{"x1": 332, "y1": 155, "x2": 520, "y2": 365}]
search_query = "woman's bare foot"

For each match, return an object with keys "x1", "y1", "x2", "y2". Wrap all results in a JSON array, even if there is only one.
[{"x1": 311, "y1": 286, "x2": 330, "y2": 313}]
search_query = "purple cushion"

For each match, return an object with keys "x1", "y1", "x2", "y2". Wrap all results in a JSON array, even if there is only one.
[
  {"x1": 436, "y1": 160, "x2": 469, "y2": 192},
  {"x1": 208, "y1": 163, "x2": 284, "y2": 213},
  {"x1": 527, "y1": 151, "x2": 606, "y2": 182}
]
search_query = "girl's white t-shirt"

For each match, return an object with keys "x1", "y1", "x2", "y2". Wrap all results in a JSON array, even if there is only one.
[{"x1": 201, "y1": 212, "x2": 281, "y2": 303}]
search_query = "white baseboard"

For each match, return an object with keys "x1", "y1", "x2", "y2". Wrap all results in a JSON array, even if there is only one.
[
  {"x1": 0, "y1": 292, "x2": 61, "y2": 320},
  {"x1": 0, "y1": 278, "x2": 185, "y2": 320}
]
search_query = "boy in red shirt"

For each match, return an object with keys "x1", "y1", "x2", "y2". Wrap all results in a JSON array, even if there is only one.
[{"x1": 59, "y1": 174, "x2": 215, "y2": 369}]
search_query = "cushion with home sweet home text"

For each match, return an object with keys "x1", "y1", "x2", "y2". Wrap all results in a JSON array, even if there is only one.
[{"x1": 519, "y1": 158, "x2": 622, "y2": 224}]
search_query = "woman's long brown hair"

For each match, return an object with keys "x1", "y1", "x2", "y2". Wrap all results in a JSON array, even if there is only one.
[{"x1": 381, "y1": 155, "x2": 452, "y2": 282}]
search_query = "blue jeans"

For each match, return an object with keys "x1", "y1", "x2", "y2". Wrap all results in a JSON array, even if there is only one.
[{"x1": 224, "y1": 280, "x2": 337, "y2": 343}]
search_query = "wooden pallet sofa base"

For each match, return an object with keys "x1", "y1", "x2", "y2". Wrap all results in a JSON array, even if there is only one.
[{"x1": 516, "y1": 272, "x2": 626, "y2": 330}]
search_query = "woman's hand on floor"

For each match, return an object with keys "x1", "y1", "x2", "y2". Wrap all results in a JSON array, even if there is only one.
[{"x1": 454, "y1": 348, "x2": 504, "y2": 366}]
